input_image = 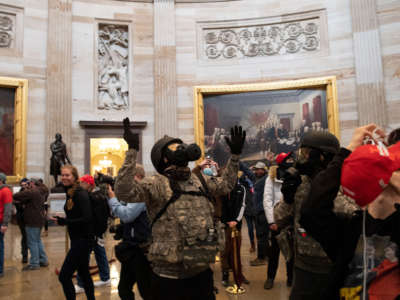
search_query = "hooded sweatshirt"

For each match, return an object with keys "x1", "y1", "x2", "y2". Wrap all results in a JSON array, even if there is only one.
[{"x1": 0, "y1": 184, "x2": 12, "y2": 226}]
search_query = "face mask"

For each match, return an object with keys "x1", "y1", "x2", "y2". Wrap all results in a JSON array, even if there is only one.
[
  {"x1": 203, "y1": 168, "x2": 214, "y2": 176},
  {"x1": 164, "y1": 143, "x2": 202, "y2": 168}
]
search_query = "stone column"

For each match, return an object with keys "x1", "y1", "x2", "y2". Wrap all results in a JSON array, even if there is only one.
[
  {"x1": 350, "y1": 0, "x2": 387, "y2": 127},
  {"x1": 45, "y1": 0, "x2": 72, "y2": 184},
  {"x1": 153, "y1": 0, "x2": 178, "y2": 140}
]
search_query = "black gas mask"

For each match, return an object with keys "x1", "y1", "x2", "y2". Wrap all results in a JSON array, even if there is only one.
[{"x1": 164, "y1": 142, "x2": 202, "y2": 168}]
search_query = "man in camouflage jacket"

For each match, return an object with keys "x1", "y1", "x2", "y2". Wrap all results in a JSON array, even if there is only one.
[
  {"x1": 115, "y1": 118, "x2": 246, "y2": 300},
  {"x1": 274, "y1": 131, "x2": 358, "y2": 300}
]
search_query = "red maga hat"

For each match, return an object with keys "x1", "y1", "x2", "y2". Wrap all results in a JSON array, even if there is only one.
[
  {"x1": 80, "y1": 174, "x2": 95, "y2": 186},
  {"x1": 276, "y1": 152, "x2": 292, "y2": 165},
  {"x1": 341, "y1": 142, "x2": 400, "y2": 207}
]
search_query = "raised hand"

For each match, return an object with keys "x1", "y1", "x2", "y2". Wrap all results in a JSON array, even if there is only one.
[
  {"x1": 123, "y1": 117, "x2": 139, "y2": 150},
  {"x1": 224, "y1": 125, "x2": 246, "y2": 155}
]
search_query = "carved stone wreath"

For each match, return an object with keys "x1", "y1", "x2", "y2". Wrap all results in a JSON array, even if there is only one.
[
  {"x1": 0, "y1": 15, "x2": 13, "y2": 48},
  {"x1": 202, "y1": 19, "x2": 320, "y2": 60}
]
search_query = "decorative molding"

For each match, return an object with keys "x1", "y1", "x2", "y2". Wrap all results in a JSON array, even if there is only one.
[
  {"x1": 79, "y1": 120, "x2": 147, "y2": 129},
  {"x1": 96, "y1": 22, "x2": 130, "y2": 111},
  {"x1": 0, "y1": 4, "x2": 23, "y2": 56},
  {"x1": 197, "y1": 10, "x2": 328, "y2": 62}
]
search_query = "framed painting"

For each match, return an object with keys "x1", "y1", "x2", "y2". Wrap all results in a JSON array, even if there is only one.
[
  {"x1": 0, "y1": 77, "x2": 27, "y2": 183},
  {"x1": 194, "y1": 76, "x2": 339, "y2": 167}
]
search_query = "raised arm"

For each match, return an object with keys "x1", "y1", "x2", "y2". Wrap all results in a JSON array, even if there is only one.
[{"x1": 205, "y1": 126, "x2": 246, "y2": 196}]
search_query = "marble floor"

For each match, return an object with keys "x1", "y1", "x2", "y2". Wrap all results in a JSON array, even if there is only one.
[{"x1": 0, "y1": 223, "x2": 291, "y2": 300}]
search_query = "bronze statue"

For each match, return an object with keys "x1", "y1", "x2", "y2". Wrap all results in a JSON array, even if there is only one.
[{"x1": 50, "y1": 133, "x2": 71, "y2": 184}]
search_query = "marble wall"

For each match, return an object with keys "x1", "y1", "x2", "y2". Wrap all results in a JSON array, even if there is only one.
[
  {"x1": 0, "y1": 0, "x2": 398, "y2": 179},
  {"x1": 377, "y1": 0, "x2": 400, "y2": 130},
  {"x1": 0, "y1": 0, "x2": 48, "y2": 179},
  {"x1": 175, "y1": 0, "x2": 358, "y2": 145},
  {"x1": 70, "y1": 0, "x2": 154, "y2": 174}
]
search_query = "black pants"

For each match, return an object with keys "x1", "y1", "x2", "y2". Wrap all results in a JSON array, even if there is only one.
[
  {"x1": 267, "y1": 230, "x2": 294, "y2": 281},
  {"x1": 59, "y1": 239, "x2": 95, "y2": 300},
  {"x1": 118, "y1": 247, "x2": 152, "y2": 300},
  {"x1": 255, "y1": 212, "x2": 269, "y2": 260},
  {"x1": 150, "y1": 268, "x2": 215, "y2": 300},
  {"x1": 18, "y1": 221, "x2": 28, "y2": 258},
  {"x1": 289, "y1": 267, "x2": 330, "y2": 300}
]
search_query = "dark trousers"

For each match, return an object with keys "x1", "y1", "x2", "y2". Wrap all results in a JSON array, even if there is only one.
[
  {"x1": 150, "y1": 268, "x2": 215, "y2": 300},
  {"x1": 267, "y1": 230, "x2": 293, "y2": 281},
  {"x1": 255, "y1": 212, "x2": 269, "y2": 260},
  {"x1": 221, "y1": 224, "x2": 242, "y2": 272},
  {"x1": 244, "y1": 215, "x2": 255, "y2": 244},
  {"x1": 18, "y1": 221, "x2": 28, "y2": 258},
  {"x1": 118, "y1": 247, "x2": 152, "y2": 300},
  {"x1": 289, "y1": 267, "x2": 330, "y2": 300},
  {"x1": 0, "y1": 232, "x2": 3, "y2": 274},
  {"x1": 59, "y1": 239, "x2": 95, "y2": 300}
]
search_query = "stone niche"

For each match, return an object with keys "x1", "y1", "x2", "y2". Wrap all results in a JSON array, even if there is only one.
[
  {"x1": 0, "y1": 4, "x2": 23, "y2": 57},
  {"x1": 96, "y1": 22, "x2": 130, "y2": 111},
  {"x1": 197, "y1": 9, "x2": 328, "y2": 62}
]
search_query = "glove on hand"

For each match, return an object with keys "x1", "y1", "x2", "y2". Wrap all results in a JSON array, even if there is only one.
[
  {"x1": 225, "y1": 126, "x2": 246, "y2": 155},
  {"x1": 281, "y1": 169, "x2": 302, "y2": 204},
  {"x1": 123, "y1": 117, "x2": 139, "y2": 150}
]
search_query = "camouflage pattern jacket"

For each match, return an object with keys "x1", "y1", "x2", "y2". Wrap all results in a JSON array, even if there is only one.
[
  {"x1": 274, "y1": 175, "x2": 358, "y2": 274},
  {"x1": 115, "y1": 149, "x2": 239, "y2": 279}
]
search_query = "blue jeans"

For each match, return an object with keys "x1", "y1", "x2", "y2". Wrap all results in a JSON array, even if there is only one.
[
  {"x1": 77, "y1": 242, "x2": 110, "y2": 286},
  {"x1": 0, "y1": 232, "x2": 4, "y2": 274},
  {"x1": 25, "y1": 227, "x2": 48, "y2": 267}
]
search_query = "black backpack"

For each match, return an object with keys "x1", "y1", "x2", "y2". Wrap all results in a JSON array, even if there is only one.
[{"x1": 89, "y1": 190, "x2": 110, "y2": 237}]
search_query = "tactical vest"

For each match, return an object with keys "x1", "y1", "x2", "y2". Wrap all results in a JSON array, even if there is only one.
[
  {"x1": 147, "y1": 174, "x2": 219, "y2": 278},
  {"x1": 294, "y1": 175, "x2": 333, "y2": 273}
]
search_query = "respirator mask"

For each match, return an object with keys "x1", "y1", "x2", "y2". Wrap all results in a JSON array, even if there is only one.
[{"x1": 164, "y1": 142, "x2": 202, "y2": 168}]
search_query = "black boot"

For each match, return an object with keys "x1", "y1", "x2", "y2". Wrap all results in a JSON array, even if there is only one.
[{"x1": 222, "y1": 271, "x2": 229, "y2": 287}]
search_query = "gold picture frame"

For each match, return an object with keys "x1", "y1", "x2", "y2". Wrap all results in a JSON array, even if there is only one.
[
  {"x1": 194, "y1": 76, "x2": 339, "y2": 162},
  {"x1": 0, "y1": 76, "x2": 28, "y2": 184}
]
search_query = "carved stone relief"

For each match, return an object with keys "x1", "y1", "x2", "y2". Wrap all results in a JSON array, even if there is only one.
[
  {"x1": 202, "y1": 18, "x2": 320, "y2": 61},
  {"x1": 97, "y1": 23, "x2": 129, "y2": 111},
  {"x1": 0, "y1": 12, "x2": 15, "y2": 48}
]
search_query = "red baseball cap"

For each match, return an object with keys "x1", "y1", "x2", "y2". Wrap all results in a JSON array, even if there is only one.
[
  {"x1": 276, "y1": 152, "x2": 292, "y2": 165},
  {"x1": 80, "y1": 174, "x2": 95, "y2": 186},
  {"x1": 341, "y1": 143, "x2": 400, "y2": 207}
]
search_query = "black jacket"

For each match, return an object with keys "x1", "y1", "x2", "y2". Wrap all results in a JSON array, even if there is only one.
[
  {"x1": 62, "y1": 186, "x2": 94, "y2": 240},
  {"x1": 300, "y1": 148, "x2": 400, "y2": 299},
  {"x1": 221, "y1": 182, "x2": 246, "y2": 225}
]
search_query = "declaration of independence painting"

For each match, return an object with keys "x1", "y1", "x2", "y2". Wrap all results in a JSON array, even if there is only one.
[
  {"x1": 0, "y1": 86, "x2": 15, "y2": 175},
  {"x1": 202, "y1": 88, "x2": 329, "y2": 167}
]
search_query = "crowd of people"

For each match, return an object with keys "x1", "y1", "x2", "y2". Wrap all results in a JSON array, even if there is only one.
[{"x1": 0, "y1": 119, "x2": 399, "y2": 300}]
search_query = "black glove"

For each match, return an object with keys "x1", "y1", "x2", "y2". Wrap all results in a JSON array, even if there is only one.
[
  {"x1": 281, "y1": 169, "x2": 302, "y2": 204},
  {"x1": 225, "y1": 126, "x2": 246, "y2": 155},
  {"x1": 56, "y1": 216, "x2": 66, "y2": 226},
  {"x1": 123, "y1": 117, "x2": 139, "y2": 150}
]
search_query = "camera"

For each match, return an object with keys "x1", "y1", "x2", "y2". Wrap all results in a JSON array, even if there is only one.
[
  {"x1": 109, "y1": 223, "x2": 124, "y2": 241},
  {"x1": 96, "y1": 172, "x2": 115, "y2": 190}
]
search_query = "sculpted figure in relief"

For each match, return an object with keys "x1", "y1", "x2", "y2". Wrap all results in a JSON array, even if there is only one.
[{"x1": 98, "y1": 24, "x2": 129, "y2": 110}]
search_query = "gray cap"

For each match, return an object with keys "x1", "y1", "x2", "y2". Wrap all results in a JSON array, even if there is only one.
[
  {"x1": 254, "y1": 162, "x2": 266, "y2": 169},
  {"x1": 0, "y1": 173, "x2": 6, "y2": 183}
]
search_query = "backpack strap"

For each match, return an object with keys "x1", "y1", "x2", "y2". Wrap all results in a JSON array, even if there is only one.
[{"x1": 150, "y1": 178, "x2": 206, "y2": 230}]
